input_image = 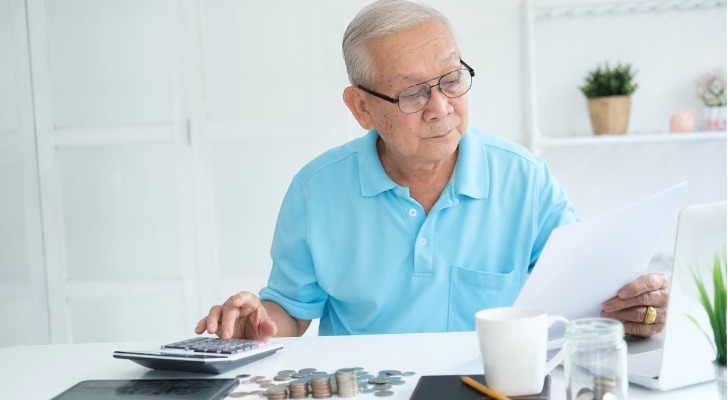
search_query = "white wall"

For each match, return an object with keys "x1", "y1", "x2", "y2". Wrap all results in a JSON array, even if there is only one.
[{"x1": 0, "y1": 0, "x2": 724, "y2": 347}]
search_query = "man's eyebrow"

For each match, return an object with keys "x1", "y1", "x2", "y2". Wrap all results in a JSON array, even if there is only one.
[{"x1": 390, "y1": 52, "x2": 460, "y2": 87}]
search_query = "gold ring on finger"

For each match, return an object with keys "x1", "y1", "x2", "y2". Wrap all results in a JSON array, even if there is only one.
[{"x1": 643, "y1": 306, "x2": 657, "y2": 325}]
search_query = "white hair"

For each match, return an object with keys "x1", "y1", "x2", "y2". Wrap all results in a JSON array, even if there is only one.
[{"x1": 342, "y1": 0, "x2": 457, "y2": 86}]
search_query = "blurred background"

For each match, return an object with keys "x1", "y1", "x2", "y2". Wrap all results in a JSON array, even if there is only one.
[{"x1": 0, "y1": 0, "x2": 725, "y2": 347}]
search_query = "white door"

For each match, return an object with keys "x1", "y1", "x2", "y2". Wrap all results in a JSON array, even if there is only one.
[
  {"x1": 0, "y1": 0, "x2": 49, "y2": 347},
  {"x1": 27, "y1": 0, "x2": 198, "y2": 344}
]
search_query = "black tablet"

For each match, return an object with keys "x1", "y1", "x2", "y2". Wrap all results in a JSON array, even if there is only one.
[{"x1": 51, "y1": 379, "x2": 238, "y2": 400}]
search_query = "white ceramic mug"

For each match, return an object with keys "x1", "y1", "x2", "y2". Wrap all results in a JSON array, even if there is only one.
[{"x1": 475, "y1": 307, "x2": 568, "y2": 396}]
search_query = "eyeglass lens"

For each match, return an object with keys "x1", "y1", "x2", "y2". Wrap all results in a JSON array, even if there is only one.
[{"x1": 398, "y1": 69, "x2": 472, "y2": 113}]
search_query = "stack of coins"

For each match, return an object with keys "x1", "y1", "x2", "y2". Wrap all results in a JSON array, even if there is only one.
[
  {"x1": 335, "y1": 368, "x2": 358, "y2": 397},
  {"x1": 288, "y1": 378, "x2": 310, "y2": 399},
  {"x1": 593, "y1": 376, "x2": 617, "y2": 400},
  {"x1": 265, "y1": 384, "x2": 288, "y2": 400},
  {"x1": 310, "y1": 372, "x2": 333, "y2": 398}
]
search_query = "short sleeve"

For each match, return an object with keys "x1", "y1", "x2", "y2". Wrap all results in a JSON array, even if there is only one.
[
  {"x1": 259, "y1": 177, "x2": 328, "y2": 320},
  {"x1": 528, "y1": 163, "x2": 578, "y2": 272}
]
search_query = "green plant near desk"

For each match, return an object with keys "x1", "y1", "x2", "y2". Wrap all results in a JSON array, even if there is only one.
[{"x1": 687, "y1": 250, "x2": 727, "y2": 366}]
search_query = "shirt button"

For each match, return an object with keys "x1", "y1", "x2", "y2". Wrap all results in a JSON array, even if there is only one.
[
  {"x1": 408, "y1": 208, "x2": 417, "y2": 217},
  {"x1": 395, "y1": 189, "x2": 402, "y2": 196},
  {"x1": 418, "y1": 237, "x2": 427, "y2": 246}
]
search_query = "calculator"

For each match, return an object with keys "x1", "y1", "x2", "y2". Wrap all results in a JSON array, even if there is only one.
[{"x1": 113, "y1": 337, "x2": 284, "y2": 374}]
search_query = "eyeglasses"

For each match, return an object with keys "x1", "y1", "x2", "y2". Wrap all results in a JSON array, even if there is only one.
[{"x1": 356, "y1": 60, "x2": 475, "y2": 114}]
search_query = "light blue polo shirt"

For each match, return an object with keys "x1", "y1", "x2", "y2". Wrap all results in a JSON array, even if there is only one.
[{"x1": 259, "y1": 128, "x2": 576, "y2": 335}]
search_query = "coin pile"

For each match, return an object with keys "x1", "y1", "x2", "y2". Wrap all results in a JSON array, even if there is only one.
[
  {"x1": 310, "y1": 372, "x2": 334, "y2": 398},
  {"x1": 288, "y1": 379, "x2": 310, "y2": 399},
  {"x1": 335, "y1": 369, "x2": 358, "y2": 398},
  {"x1": 575, "y1": 376, "x2": 619, "y2": 400},
  {"x1": 265, "y1": 384, "x2": 288, "y2": 400},
  {"x1": 230, "y1": 366, "x2": 416, "y2": 398}
]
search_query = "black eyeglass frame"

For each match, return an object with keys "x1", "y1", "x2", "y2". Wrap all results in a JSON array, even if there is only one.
[{"x1": 356, "y1": 60, "x2": 475, "y2": 113}]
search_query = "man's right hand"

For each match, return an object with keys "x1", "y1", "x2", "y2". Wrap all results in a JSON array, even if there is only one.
[{"x1": 195, "y1": 291, "x2": 278, "y2": 340}]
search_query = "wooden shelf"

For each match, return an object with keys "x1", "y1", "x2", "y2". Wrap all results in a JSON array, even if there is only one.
[{"x1": 536, "y1": 130, "x2": 726, "y2": 148}]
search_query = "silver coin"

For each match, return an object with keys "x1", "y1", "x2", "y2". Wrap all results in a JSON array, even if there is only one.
[
  {"x1": 576, "y1": 387, "x2": 593, "y2": 400},
  {"x1": 259, "y1": 383, "x2": 274, "y2": 388},
  {"x1": 299, "y1": 368, "x2": 318, "y2": 374},
  {"x1": 236, "y1": 374, "x2": 252, "y2": 379},
  {"x1": 369, "y1": 377, "x2": 390, "y2": 385},
  {"x1": 273, "y1": 375, "x2": 292, "y2": 381},
  {"x1": 278, "y1": 369, "x2": 296, "y2": 376},
  {"x1": 361, "y1": 388, "x2": 377, "y2": 393},
  {"x1": 380, "y1": 370, "x2": 402, "y2": 376},
  {"x1": 389, "y1": 380, "x2": 405, "y2": 386},
  {"x1": 374, "y1": 390, "x2": 395, "y2": 397},
  {"x1": 291, "y1": 372, "x2": 309, "y2": 378},
  {"x1": 229, "y1": 392, "x2": 248, "y2": 398},
  {"x1": 401, "y1": 371, "x2": 416, "y2": 377},
  {"x1": 602, "y1": 393, "x2": 619, "y2": 400}
]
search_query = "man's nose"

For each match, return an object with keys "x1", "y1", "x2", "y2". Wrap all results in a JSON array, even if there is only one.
[{"x1": 423, "y1": 86, "x2": 453, "y2": 120}]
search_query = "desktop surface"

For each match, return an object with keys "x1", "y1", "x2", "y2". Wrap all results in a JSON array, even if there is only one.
[{"x1": 0, "y1": 332, "x2": 717, "y2": 400}]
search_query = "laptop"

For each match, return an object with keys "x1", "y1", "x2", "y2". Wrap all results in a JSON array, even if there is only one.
[{"x1": 627, "y1": 201, "x2": 726, "y2": 390}]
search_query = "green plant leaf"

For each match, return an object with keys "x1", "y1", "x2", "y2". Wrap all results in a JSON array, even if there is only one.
[
  {"x1": 689, "y1": 250, "x2": 728, "y2": 366},
  {"x1": 579, "y1": 62, "x2": 639, "y2": 98},
  {"x1": 687, "y1": 313, "x2": 717, "y2": 355},
  {"x1": 712, "y1": 251, "x2": 727, "y2": 365}
]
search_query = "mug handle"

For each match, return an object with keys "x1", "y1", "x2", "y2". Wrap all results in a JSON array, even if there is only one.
[{"x1": 544, "y1": 315, "x2": 569, "y2": 375}]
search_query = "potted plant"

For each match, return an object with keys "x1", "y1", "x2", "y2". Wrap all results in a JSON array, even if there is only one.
[
  {"x1": 696, "y1": 67, "x2": 727, "y2": 131},
  {"x1": 688, "y1": 251, "x2": 727, "y2": 400},
  {"x1": 579, "y1": 62, "x2": 638, "y2": 135}
]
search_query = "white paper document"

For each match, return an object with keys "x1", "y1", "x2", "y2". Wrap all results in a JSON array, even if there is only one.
[{"x1": 514, "y1": 182, "x2": 688, "y2": 322}]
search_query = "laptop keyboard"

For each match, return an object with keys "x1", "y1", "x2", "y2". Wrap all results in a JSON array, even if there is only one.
[{"x1": 162, "y1": 337, "x2": 273, "y2": 354}]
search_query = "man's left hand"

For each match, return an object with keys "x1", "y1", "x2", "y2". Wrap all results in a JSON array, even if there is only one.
[{"x1": 601, "y1": 272, "x2": 670, "y2": 337}]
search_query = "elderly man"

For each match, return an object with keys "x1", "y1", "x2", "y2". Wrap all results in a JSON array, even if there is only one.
[{"x1": 195, "y1": 0, "x2": 668, "y2": 340}]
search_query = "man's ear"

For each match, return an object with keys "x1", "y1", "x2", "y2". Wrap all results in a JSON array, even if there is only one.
[{"x1": 343, "y1": 86, "x2": 374, "y2": 130}]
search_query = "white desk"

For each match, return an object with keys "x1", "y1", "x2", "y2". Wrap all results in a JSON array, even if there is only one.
[{"x1": 0, "y1": 332, "x2": 717, "y2": 399}]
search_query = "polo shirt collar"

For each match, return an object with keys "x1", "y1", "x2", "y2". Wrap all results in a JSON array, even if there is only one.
[
  {"x1": 453, "y1": 129, "x2": 489, "y2": 199},
  {"x1": 359, "y1": 130, "x2": 397, "y2": 197},
  {"x1": 358, "y1": 129, "x2": 489, "y2": 199}
]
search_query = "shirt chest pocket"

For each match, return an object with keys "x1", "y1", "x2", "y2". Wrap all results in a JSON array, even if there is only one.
[{"x1": 447, "y1": 265, "x2": 522, "y2": 331}]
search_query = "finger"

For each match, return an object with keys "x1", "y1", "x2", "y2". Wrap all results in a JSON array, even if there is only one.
[
  {"x1": 259, "y1": 318, "x2": 278, "y2": 338},
  {"x1": 243, "y1": 304, "x2": 268, "y2": 340},
  {"x1": 205, "y1": 305, "x2": 224, "y2": 335},
  {"x1": 617, "y1": 272, "x2": 669, "y2": 299},
  {"x1": 219, "y1": 292, "x2": 261, "y2": 339},
  {"x1": 254, "y1": 306, "x2": 278, "y2": 339},
  {"x1": 601, "y1": 306, "x2": 666, "y2": 324},
  {"x1": 602, "y1": 288, "x2": 669, "y2": 312},
  {"x1": 194, "y1": 317, "x2": 208, "y2": 334},
  {"x1": 622, "y1": 321, "x2": 665, "y2": 337},
  {"x1": 219, "y1": 305, "x2": 243, "y2": 340}
]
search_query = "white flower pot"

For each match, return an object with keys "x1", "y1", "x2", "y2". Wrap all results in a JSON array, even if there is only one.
[
  {"x1": 703, "y1": 106, "x2": 727, "y2": 131},
  {"x1": 716, "y1": 361, "x2": 727, "y2": 400}
]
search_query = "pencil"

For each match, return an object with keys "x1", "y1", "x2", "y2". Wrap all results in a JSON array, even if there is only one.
[{"x1": 461, "y1": 376, "x2": 512, "y2": 400}]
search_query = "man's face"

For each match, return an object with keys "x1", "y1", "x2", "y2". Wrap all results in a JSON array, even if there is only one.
[{"x1": 363, "y1": 20, "x2": 469, "y2": 165}]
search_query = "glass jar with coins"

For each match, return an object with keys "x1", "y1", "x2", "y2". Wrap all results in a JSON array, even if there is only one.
[{"x1": 563, "y1": 318, "x2": 627, "y2": 400}]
